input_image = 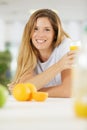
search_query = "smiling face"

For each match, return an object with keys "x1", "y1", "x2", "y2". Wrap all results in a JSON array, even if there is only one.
[{"x1": 31, "y1": 17, "x2": 55, "y2": 53}]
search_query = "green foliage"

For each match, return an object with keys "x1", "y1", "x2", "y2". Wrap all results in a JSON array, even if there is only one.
[{"x1": 0, "y1": 50, "x2": 12, "y2": 88}]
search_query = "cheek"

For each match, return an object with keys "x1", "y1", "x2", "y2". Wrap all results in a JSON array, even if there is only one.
[
  {"x1": 31, "y1": 33, "x2": 36, "y2": 42},
  {"x1": 31, "y1": 33, "x2": 34, "y2": 39},
  {"x1": 49, "y1": 34, "x2": 54, "y2": 42},
  {"x1": 49, "y1": 31, "x2": 55, "y2": 40},
  {"x1": 31, "y1": 31, "x2": 36, "y2": 38}
]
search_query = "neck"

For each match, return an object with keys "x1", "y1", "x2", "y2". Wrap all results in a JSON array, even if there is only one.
[{"x1": 39, "y1": 49, "x2": 53, "y2": 62}]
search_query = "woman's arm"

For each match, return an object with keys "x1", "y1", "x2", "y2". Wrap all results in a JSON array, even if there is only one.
[
  {"x1": 9, "y1": 51, "x2": 75, "y2": 92},
  {"x1": 19, "y1": 51, "x2": 74, "y2": 89},
  {"x1": 38, "y1": 69, "x2": 72, "y2": 98}
]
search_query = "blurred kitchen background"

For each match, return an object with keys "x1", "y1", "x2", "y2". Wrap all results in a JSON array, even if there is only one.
[{"x1": 0, "y1": 0, "x2": 87, "y2": 87}]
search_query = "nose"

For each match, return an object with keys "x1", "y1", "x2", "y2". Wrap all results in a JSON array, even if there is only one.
[{"x1": 37, "y1": 29, "x2": 45, "y2": 37}]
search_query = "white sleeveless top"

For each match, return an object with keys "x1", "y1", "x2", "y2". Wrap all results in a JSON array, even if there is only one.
[{"x1": 35, "y1": 38, "x2": 72, "y2": 87}]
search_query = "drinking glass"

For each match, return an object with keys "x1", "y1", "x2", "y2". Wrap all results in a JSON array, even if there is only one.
[{"x1": 70, "y1": 41, "x2": 81, "y2": 51}]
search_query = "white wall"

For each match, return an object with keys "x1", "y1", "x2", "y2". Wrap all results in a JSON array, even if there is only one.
[{"x1": 0, "y1": 0, "x2": 87, "y2": 77}]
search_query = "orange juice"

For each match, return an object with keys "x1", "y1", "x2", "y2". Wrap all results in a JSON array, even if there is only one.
[
  {"x1": 74, "y1": 100, "x2": 87, "y2": 118},
  {"x1": 70, "y1": 46, "x2": 79, "y2": 50}
]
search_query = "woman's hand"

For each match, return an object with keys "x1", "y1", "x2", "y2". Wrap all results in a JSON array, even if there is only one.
[
  {"x1": 58, "y1": 50, "x2": 77, "y2": 71},
  {"x1": 7, "y1": 82, "x2": 16, "y2": 93}
]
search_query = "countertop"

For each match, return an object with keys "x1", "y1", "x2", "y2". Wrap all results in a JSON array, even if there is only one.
[{"x1": 0, "y1": 96, "x2": 86, "y2": 130}]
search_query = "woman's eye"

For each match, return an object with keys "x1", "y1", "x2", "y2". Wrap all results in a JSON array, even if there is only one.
[
  {"x1": 34, "y1": 27, "x2": 38, "y2": 31},
  {"x1": 45, "y1": 28, "x2": 50, "y2": 31}
]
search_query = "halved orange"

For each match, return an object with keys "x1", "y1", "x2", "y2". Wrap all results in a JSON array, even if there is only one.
[
  {"x1": 12, "y1": 83, "x2": 31, "y2": 101},
  {"x1": 24, "y1": 83, "x2": 37, "y2": 100},
  {"x1": 32, "y1": 92, "x2": 48, "y2": 102}
]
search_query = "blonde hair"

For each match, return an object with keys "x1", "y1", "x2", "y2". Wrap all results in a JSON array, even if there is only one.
[{"x1": 13, "y1": 8, "x2": 70, "y2": 83}]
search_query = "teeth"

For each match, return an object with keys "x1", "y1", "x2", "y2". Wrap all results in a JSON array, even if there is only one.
[{"x1": 36, "y1": 39, "x2": 46, "y2": 43}]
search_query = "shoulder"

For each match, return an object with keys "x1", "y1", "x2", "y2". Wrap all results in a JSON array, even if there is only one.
[
  {"x1": 56, "y1": 37, "x2": 72, "y2": 52},
  {"x1": 59, "y1": 37, "x2": 72, "y2": 48}
]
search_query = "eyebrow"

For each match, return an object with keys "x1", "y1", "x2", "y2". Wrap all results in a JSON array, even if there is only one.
[{"x1": 35, "y1": 25, "x2": 52, "y2": 28}]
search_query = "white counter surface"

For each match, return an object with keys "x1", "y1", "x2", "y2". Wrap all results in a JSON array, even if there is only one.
[{"x1": 0, "y1": 96, "x2": 86, "y2": 130}]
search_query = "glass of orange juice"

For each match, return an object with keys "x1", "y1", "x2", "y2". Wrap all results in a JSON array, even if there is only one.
[
  {"x1": 70, "y1": 41, "x2": 81, "y2": 51},
  {"x1": 71, "y1": 41, "x2": 87, "y2": 118},
  {"x1": 70, "y1": 41, "x2": 81, "y2": 67},
  {"x1": 72, "y1": 69, "x2": 87, "y2": 118}
]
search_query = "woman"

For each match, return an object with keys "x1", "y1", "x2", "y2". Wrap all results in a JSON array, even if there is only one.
[{"x1": 9, "y1": 9, "x2": 75, "y2": 97}]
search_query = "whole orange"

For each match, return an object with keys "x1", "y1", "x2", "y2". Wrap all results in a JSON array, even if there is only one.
[{"x1": 12, "y1": 83, "x2": 31, "y2": 101}]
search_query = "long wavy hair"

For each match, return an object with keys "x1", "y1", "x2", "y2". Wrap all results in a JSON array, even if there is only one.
[{"x1": 13, "y1": 8, "x2": 70, "y2": 83}]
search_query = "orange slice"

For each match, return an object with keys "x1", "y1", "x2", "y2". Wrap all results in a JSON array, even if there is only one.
[{"x1": 32, "y1": 92, "x2": 48, "y2": 102}]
